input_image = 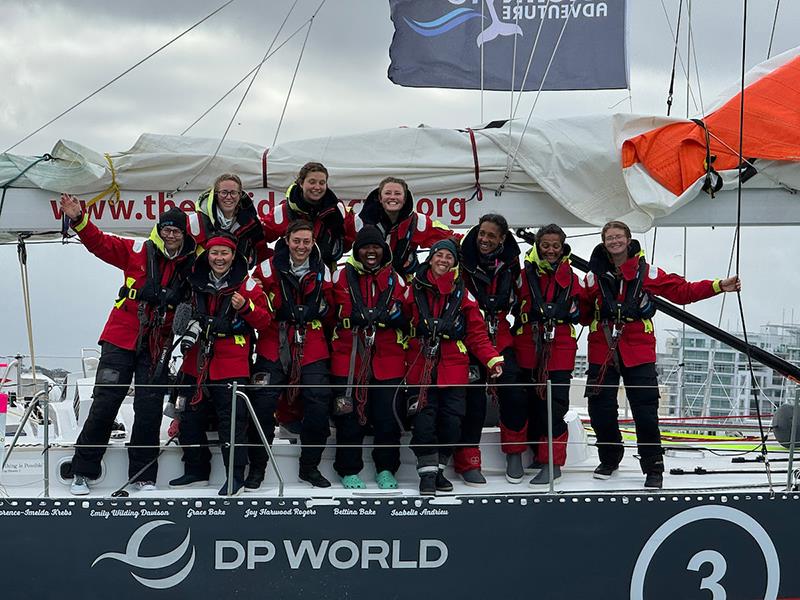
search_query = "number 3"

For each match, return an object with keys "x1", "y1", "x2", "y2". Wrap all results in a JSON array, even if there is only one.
[{"x1": 687, "y1": 550, "x2": 727, "y2": 600}]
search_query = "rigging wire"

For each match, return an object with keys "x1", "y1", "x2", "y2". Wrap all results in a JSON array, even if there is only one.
[
  {"x1": 732, "y1": 0, "x2": 774, "y2": 493},
  {"x1": 272, "y1": 14, "x2": 316, "y2": 148},
  {"x1": 665, "y1": 0, "x2": 683, "y2": 116},
  {"x1": 176, "y1": 0, "x2": 326, "y2": 194},
  {"x1": 688, "y1": 6, "x2": 706, "y2": 118},
  {"x1": 480, "y1": 0, "x2": 485, "y2": 123},
  {"x1": 499, "y1": 10, "x2": 570, "y2": 193},
  {"x1": 658, "y1": 0, "x2": 700, "y2": 115},
  {"x1": 506, "y1": 9, "x2": 522, "y2": 173},
  {"x1": 767, "y1": 0, "x2": 781, "y2": 59},
  {"x1": 511, "y1": 0, "x2": 553, "y2": 120},
  {"x1": 3, "y1": 0, "x2": 235, "y2": 154},
  {"x1": 181, "y1": 19, "x2": 312, "y2": 135}
]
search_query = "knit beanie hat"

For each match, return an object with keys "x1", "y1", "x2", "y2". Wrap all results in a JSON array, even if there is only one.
[
  {"x1": 428, "y1": 238, "x2": 460, "y2": 266},
  {"x1": 353, "y1": 225, "x2": 387, "y2": 253},
  {"x1": 157, "y1": 207, "x2": 187, "y2": 234}
]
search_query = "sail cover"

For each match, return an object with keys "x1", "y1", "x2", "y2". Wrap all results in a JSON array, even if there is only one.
[{"x1": 1, "y1": 47, "x2": 798, "y2": 240}]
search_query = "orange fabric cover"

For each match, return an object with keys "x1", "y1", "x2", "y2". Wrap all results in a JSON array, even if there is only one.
[{"x1": 622, "y1": 55, "x2": 800, "y2": 196}]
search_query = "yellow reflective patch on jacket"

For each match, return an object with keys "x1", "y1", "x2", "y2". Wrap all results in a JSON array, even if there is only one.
[
  {"x1": 570, "y1": 324, "x2": 577, "y2": 338},
  {"x1": 590, "y1": 320, "x2": 598, "y2": 333},
  {"x1": 396, "y1": 330, "x2": 408, "y2": 349},
  {"x1": 643, "y1": 319, "x2": 654, "y2": 334},
  {"x1": 311, "y1": 320, "x2": 322, "y2": 330},
  {"x1": 74, "y1": 213, "x2": 90, "y2": 232},
  {"x1": 456, "y1": 340, "x2": 467, "y2": 354},
  {"x1": 115, "y1": 276, "x2": 138, "y2": 308},
  {"x1": 234, "y1": 335, "x2": 246, "y2": 346}
]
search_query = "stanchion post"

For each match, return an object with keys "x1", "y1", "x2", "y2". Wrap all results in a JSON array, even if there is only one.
[
  {"x1": 43, "y1": 384, "x2": 50, "y2": 498},
  {"x1": 786, "y1": 386, "x2": 800, "y2": 491},
  {"x1": 546, "y1": 379, "x2": 555, "y2": 494},
  {"x1": 227, "y1": 381, "x2": 238, "y2": 496}
]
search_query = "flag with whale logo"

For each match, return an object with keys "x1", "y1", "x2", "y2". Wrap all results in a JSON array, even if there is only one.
[{"x1": 387, "y1": 0, "x2": 628, "y2": 91}]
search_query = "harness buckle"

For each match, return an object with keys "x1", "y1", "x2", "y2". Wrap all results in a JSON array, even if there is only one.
[
  {"x1": 543, "y1": 321, "x2": 556, "y2": 342},
  {"x1": 424, "y1": 338, "x2": 440, "y2": 359},
  {"x1": 294, "y1": 326, "x2": 306, "y2": 345},
  {"x1": 363, "y1": 327, "x2": 376, "y2": 348},
  {"x1": 611, "y1": 322, "x2": 624, "y2": 340}
]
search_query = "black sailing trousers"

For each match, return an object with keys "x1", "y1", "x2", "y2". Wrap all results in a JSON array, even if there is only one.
[
  {"x1": 586, "y1": 360, "x2": 664, "y2": 473},
  {"x1": 177, "y1": 375, "x2": 249, "y2": 480},
  {"x1": 71, "y1": 342, "x2": 166, "y2": 482},
  {"x1": 411, "y1": 385, "x2": 466, "y2": 470},
  {"x1": 332, "y1": 375, "x2": 403, "y2": 476}
]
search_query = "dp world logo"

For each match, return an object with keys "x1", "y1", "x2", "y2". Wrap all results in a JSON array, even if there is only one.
[{"x1": 92, "y1": 520, "x2": 195, "y2": 589}]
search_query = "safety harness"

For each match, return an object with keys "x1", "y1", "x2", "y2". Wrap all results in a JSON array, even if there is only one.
[
  {"x1": 117, "y1": 239, "x2": 193, "y2": 375},
  {"x1": 462, "y1": 258, "x2": 515, "y2": 404},
  {"x1": 275, "y1": 266, "x2": 325, "y2": 405},
  {"x1": 409, "y1": 272, "x2": 465, "y2": 412},
  {"x1": 286, "y1": 188, "x2": 346, "y2": 267},
  {"x1": 338, "y1": 265, "x2": 397, "y2": 425},
  {"x1": 591, "y1": 255, "x2": 656, "y2": 392},
  {"x1": 520, "y1": 261, "x2": 574, "y2": 396}
]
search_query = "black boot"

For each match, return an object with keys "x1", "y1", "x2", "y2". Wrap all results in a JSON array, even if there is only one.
[
  {"x1": 640, "y1": 456, "x2": 664, "y2": 489},
  {"x1": 644, "y1": 471, "x2": 663, "y2": 489},
  {"x1": 299, "y1": 467, "x2": 331, "y2": 488},
  {"x1": 244, "y1": 467, "x2": 265, "y2": 492},
  {"x1": 419, "y1": 473, "x2": 436, "y2": 496},
  {"x1": 435, "y1": 469, "x2": 453, "y2": 492}
]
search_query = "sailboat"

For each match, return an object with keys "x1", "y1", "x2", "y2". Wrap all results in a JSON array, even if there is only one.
[{"x1": 0, "y1": 1, "x2": 799, "y2": 598}]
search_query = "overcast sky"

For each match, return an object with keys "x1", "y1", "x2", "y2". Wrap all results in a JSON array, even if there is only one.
[{"x1": 1, "y1": 0, "x2": 798, "y2": 372}]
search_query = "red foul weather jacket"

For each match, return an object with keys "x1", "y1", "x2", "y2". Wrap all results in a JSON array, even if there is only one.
[
  {"x1": 261, "y1": 184, "x2": 350, "y2": 268},
  {"x1": 330, "y1": 255, "x2": 407, "y2": 381},
  {"x1": 459, "y1": 225, "x2": 521, "y2": 355},
  {"x1": 252, "y1": 240, "x2": 333, "y2": 367},
  {"x1": 402, "y1": 266, "x2": 503, "y2": 387},
  {"x1": 513, "y1": 244, "x2": 582, "y2": 372},
  {"x1": 71, "y1": 213, "x2": 196, "y2": 354},
  {"x1": 582, "y1": 240, "x2": 723, "y2": 368},
  {"x1": 180, "y1": 253, "x2": 271, "y2": 380},
  {"x1": 345, "y1": 186, "x2": 458, "y2": 278}
]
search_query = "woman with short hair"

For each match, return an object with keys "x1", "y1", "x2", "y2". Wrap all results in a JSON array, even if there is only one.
[{"x1": 511, "y1": 224, "x2": 582, "y2": 485}]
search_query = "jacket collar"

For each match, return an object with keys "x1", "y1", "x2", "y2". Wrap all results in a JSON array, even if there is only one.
[
  {"x1": 589, "y1": 239, "x2": 644, "y2": 280},
  {"x1": 286, "y1": 182, "x2": 340, "y2": 217},
  {"x1": 273, "y1": 238, "x2": 325, "y2": 276},
  {"x1": 359, "y1": 186, "x2": 414, "y2": 232},
  {"x1": 461, "y1": 225, "x2": 521, "y2": 274}
]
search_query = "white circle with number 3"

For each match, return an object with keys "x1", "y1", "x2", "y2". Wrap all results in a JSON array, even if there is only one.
[{"x1": 629, "y1": 505, "x2": 779, "y2": 600}]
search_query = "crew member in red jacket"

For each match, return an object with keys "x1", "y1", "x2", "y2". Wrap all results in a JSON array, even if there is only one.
[
  {"x1": 583, "y1": 220, "x2": 741, "y2": 489},
  {"x1": 250, "y1": 220, "x2": 335, "y2": 488},
  {"x1": 403, "y1": 239, "x2": 504, "y2": 495},
  {"x1": 345, "y1": 177, "x2": 457, "y2": 279},
  {"x1": 192, "y1": 173, "x2": 269, "y2": 267},
  {"x1": 60, "y1": 194, "x2": 196, "y2": 495},
  {"x1": 330, "y1": 226, "x2": 407, "y2": 490},
  {"x1": 262, "y1": 162, "x2": 350, "y2": 269},
  {"x1": 454, "y1": 214, "x2": 522, "y2": 486},
  {"x1": 168, "y1": 234, "x2": 271, "y2": 496},
  {"x1": 511, "y1": 224, "x2": 582, "y2": 486}
]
